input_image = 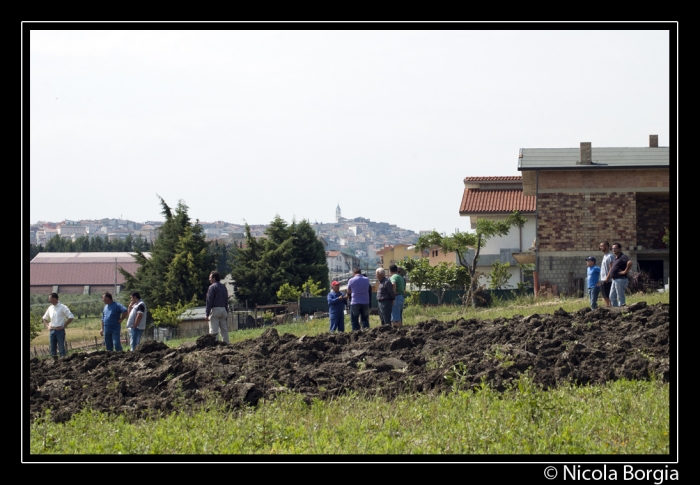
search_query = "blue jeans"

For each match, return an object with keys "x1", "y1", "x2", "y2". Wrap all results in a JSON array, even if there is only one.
[
  {"x1": 129, "y1": 328, "x2": 144, "y2": 351},
  {"x1": 49, "y1": 328, "x2": 66, "y2": 357},
  {"x1": 104, "y1": 327, "x2": 123, "y2": 351},
  {"x1": 610, "y1": 278, "x2": 628, "y2": 307},
  {"x1": 588, "y1": 286, "x2": 601, "y2": 310},
  {"x1": 391, "y1": 294, "x2": 404, "y2": 322},
  {"x1": 350, "y1": 304, "x2": 370, "y2": 331}
]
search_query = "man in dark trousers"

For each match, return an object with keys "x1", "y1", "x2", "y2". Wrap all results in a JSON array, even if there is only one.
[
  {"x1": 375, "y1": 267, "x2": 396, "y2": 326},
  {"x1": 347, "y1": 267, "x2": 371, "y2": 331},
  {"x1": 206, "y1": 270, "x2": 230, "y2": 343}
]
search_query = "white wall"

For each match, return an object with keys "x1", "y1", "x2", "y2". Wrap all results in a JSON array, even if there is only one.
[
  {"x1": 466, "y1": 214, "x2": 536, "y2": 288},
  {"x1": 473, "y1": 215, "x2": 535, "y2": 255}
]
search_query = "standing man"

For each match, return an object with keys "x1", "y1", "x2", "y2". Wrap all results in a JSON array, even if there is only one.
[
  {"x1": 585, "y1": 257, "x2": 601, "y2": 310},
  {"x1": 327, "y1": 281, "x2": 347, "y2": 333},
  {"x1": 389, "y1": 264, "x2": 406, "y2": 328},
  {"x1": 347, "y1": 267, "x2": 371, "y2": 331},
  {"x1": 597, "y1": 241, "x2": 615, "y2": 306},
  {"x1": 375, "y1": 267, "x2": 396, "y2": 326},
  {"x1": 42, "y1": 292, "x2": 74, "y2": 358},
  {"x1": 126, "y1": 291, "x2": 147, "y2": 351},
  {"x1": 101, "y1": 292, "x2": 128, "y2": 352},
  {"x1": 206, "y1": 270, "x2": 230, "y2": 343},
  {"x1": 604, "y1": 243, "x2": 633, "y2": 307}
]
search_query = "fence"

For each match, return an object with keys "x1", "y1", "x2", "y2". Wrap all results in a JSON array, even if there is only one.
[
  {"x1": 29, "y1": 332, "x2": 129, "y2": 359},
  {"x1": 297, "y1": 289, "x2": 534, "y2": 312}
]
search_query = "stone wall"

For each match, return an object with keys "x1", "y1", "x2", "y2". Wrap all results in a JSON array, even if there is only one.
[{"x1": 537, "y1": 254, "x2": 640, "y2": 295}]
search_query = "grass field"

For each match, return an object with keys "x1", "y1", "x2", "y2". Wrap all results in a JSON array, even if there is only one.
[
  {"x1": 28, "y1": 290, "x2": 672, "y2": 455},
  {"x1": 30, "y1": 374, "x2": 669, "y2": 455}
]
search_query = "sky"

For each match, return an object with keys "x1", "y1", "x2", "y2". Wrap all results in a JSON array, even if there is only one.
[{"x1": 26, "y1": 26, "x2": 673, "y2": 235}]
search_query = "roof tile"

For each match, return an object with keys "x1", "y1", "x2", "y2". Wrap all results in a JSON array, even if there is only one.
[
  {"x1": 463, "y1": 176, "x2": 522, "y2": 182},
  {"x1": 459, "y1": 189, "x2": 536, "y2": 214}
]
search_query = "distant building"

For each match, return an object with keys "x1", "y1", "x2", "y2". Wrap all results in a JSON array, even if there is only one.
[
  {"x1": 29, "y1": 252, "x2": 151, "y2": 295},
  {"x1": 376, "y1": 244, "x2": 420, "y2": 270}
]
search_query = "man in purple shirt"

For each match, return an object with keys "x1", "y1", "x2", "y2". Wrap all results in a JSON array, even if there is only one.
[
  {"x1": 206, "y1": 270, "x2": 230, "y2": 343},
  {"x1": 347, "y1": 267, "x2": 370, "y2": 331}
]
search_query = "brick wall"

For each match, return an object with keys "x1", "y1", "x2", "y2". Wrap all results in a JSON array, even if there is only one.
[
  {"x1": 538, "y1": 192, "x2": 637, "y2": 251},
  {"x1": 636, "y1": 194, "x2": 670, "y2": 249},
  {"x1": 538, "y1": 169, "x2": 670, "y2": 190}
]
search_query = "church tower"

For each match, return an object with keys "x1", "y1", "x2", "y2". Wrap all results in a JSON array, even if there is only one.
[{"x1": 335, "y1": 203, "x2": 341, "y2": 223}]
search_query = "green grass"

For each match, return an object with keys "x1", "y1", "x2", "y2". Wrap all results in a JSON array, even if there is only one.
[
  {"x1": 29, "y1": 290, "x2": 672, "y2": 454},
  {"x1": 30, "y1": 375, "x2": 669, "y2": 454}
]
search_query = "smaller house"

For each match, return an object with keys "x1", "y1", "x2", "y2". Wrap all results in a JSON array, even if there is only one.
[{"x1": 458, "y1": 176, "x2": 537, "y2": 288}]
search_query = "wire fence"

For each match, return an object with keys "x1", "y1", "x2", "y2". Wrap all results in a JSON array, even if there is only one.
[{"x1": 29, "y1": 334, "x2": 125, "y2": 359}]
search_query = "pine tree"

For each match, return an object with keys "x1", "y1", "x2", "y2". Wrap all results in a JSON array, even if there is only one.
[
  {"x1": 231, "y1": 216, "x2": 329, "y2": 305},
  {"x1": 120, "y1": 196, "x2": 214, "y2": 308}
]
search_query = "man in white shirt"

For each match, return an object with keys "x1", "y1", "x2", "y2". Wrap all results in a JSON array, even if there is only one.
[
  {"x1": 126, "y1": 291, "x2": 147, "y2": 351},
  {"x1": 42, "y1": 292, "x2": 74, "y2": 357},
  {"x1": 597, "y1": 241, "x2": 615, "y2": 307}
]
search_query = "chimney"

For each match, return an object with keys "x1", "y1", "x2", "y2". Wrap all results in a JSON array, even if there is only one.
[
  {"x1": 579, "y1": 142, "x2": 592, "y2": 165},
  {"x1": 649, "y1": 134, "x2": 658, "y2": 147}
]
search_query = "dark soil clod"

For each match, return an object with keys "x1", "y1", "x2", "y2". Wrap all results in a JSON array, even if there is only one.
[{"x1": 29, "y1": 302, "x2": 670, "y2": 423}]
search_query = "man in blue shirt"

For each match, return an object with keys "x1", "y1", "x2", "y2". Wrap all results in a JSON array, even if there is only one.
[
  {"x1": 100, "y1": 292, "x2": 128, "y2": 351},
  {"x1": 585, "y1": 256, "x2": 601, "y2": 310}
]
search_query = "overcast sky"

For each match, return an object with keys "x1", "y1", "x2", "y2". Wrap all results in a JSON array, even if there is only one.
[{"x1": 27, "y1": 27, "x2": 672, "y2": 235}]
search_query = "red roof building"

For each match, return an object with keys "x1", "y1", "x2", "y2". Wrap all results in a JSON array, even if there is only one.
[{"x1": 29, "y1": 252, "x2": 150, "y2": 296}]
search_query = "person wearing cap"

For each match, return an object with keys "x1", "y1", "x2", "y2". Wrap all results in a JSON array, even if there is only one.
[
  {"x1": 327, "y1": 281, "x2": 347, "y2": 333},
  {"x1": 585, "y1": 256, "x2": 601, "y2": 310}
]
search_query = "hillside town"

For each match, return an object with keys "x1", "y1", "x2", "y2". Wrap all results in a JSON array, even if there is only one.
[{"x1": 29, "y1": 205, "x2": 423, "y2": 285}]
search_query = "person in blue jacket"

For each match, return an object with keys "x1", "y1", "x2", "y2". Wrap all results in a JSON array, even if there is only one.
[{"x1": 327, "y1": 281, "x2": 347, "y2": 333}]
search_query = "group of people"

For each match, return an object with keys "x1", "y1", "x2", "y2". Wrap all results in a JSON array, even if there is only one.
[
  {"x1": 41, "y1": 290, "x2": 148, "y2": 357},
  {"x1": 40, "y1": 269, "x2": 231, "y2": 358},
  {"x1": 585, "y1": 241, "x2": 633, "y2": 310},
  {"x1": 327, "y1": 264, "x2": 406, "y2": 333}
]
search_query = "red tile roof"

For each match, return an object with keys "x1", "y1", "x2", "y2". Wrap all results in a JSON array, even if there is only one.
[
  {"x1": 459, "y1": 189, "x2": 536, "y2": 214},
  {"x1": 29, "y1": 252, "x2": 148, "y2": 286},
  {"x1": 463, "y1": 176, "x2": 522, "y2": 182},
  {"x1": 30, "y1": 262, "x2": 142, "y2": 285}
]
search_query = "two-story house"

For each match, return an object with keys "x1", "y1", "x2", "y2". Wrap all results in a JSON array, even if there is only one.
[{"x1": 518, "y1": 135, "x2": 670, "y2": 293}]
